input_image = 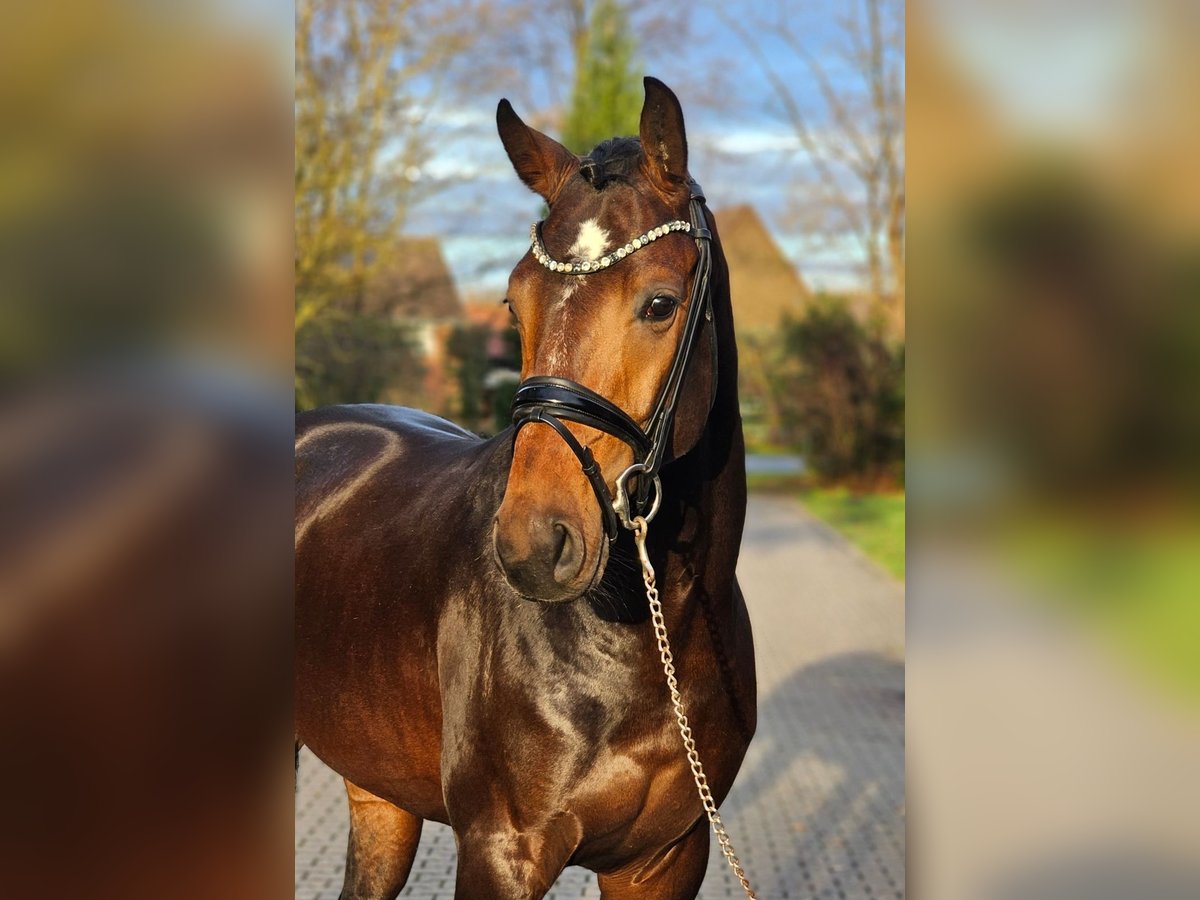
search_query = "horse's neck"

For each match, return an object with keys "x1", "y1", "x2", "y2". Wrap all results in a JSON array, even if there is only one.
[
  {"x1": 658, "y1": 400, "x2": 744, "y2": 599},
  {"x1": 658, "y1": 258, "x2": 744, "y2": 600}
]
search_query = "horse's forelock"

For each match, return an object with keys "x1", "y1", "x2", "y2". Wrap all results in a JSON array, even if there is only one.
[{"x1": 578, "y1": 137, "x2": 642, "y2": 190}]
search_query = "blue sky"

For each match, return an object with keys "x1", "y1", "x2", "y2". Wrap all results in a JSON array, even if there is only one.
[{"x1": 399, "y1": 0, "x2": 895, "y2": 298}]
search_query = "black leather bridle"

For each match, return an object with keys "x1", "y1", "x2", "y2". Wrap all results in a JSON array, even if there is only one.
[{"x1": 510, "y1": 179, "x2": 715, "y2": 541}]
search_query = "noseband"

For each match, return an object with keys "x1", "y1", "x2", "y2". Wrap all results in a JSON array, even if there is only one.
[{"x1": 510, "y1": 179, "x2": 715, "y2": 541}]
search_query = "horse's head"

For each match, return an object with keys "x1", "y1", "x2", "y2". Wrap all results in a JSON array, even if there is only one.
[{"x1": 492, "y1": 78, "x2": 717, "y2": 603}]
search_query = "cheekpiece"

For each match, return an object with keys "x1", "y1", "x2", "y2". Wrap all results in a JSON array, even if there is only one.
[{"x1": 529, "y1": 220, "x2": 692, "y2": 275}]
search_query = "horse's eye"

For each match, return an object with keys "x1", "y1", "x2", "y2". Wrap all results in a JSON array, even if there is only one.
[
  {"x1": 503, "y1": 298, "x2": 519, "y2": 325},
  {"x1": 643, "y1": 295, "x2": 678, "y2": 320}
]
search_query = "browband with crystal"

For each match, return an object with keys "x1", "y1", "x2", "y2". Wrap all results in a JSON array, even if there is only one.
[{"x1": 529, "y1": 219, "x2": 692, "y2": 274}]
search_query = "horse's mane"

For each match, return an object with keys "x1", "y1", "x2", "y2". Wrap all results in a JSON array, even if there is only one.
[{"x1": 578, "y1": 137, "x2": 642, "y2": 190}]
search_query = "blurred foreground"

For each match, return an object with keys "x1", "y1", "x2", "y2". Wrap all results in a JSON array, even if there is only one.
[
  {"x1": 909, "y1": 1, "x2": 1200, "y2": 898},
  {"x1": 0, "y1": 2, "x2": 293, "y2": 898}
]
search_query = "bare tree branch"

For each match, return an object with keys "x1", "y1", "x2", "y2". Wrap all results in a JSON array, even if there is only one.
[{"x1": 716, "y1": 0, "x2": 904, "y2": 335}]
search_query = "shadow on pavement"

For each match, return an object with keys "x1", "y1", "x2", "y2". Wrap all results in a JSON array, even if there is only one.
[{"x1": 725, "y1": 652, "x2": 905, "y2": 893}]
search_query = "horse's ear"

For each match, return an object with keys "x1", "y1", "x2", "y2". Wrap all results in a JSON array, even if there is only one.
[
  {"x1": 639, "y1": 77, "x2": 689, "y2": 201},
  {"x1": 497, "y1": 99, "x2": 578, "y2": 205}
]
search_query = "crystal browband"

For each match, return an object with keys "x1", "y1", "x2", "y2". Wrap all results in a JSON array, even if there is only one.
[{"x1": 529, "y1": 220, "x2": 692, "y2": 274}]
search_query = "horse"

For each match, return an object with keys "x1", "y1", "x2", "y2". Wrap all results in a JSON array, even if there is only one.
[{"x1": 295, "y1": 77, "x2": 756, "y2": 900}]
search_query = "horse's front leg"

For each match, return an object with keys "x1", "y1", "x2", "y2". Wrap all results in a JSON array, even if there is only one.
[
  {"x1": 596, "y1": 820, "x2": 711, "y2": 900},
  {"x1": 339, "y1": 780, "x2": 423, "y2": 900},
  {"x1": 451, "y1": 818, "x2": 578, "y2": 900}
]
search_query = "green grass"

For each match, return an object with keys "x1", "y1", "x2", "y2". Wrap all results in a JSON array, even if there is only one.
[
  {"x1": 1002, "y1": 517, "x2": 1200, "y2": 702},
  {"x1": 745, "y1": 472, "x2": 810, "y2": 493},
  {"x1": 797, "y1": 486, "x2": 906, "y2": 580}
]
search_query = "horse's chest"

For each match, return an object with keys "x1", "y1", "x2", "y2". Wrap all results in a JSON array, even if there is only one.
[
  {"x1": 563, "y1": 725, "x2": 704, "y2": 864},
  {"x1": 443, "y1": 607, "x2": 719, "y2": 846},
  {"x1": 525, "y1": 677, "x2": 703, "y2": 837}
]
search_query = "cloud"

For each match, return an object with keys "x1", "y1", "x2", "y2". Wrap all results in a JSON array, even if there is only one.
[{"x1": 695, "y1": 122, "x2": 844, "y2": 162}]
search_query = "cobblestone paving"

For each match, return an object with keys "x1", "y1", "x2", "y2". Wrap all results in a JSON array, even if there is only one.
[{"x1": 296, "y1": 493, "x2": 905, "y2": 898}]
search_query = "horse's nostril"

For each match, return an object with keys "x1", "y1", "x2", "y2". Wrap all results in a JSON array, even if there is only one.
[
  {"x1": 551, "y1": 521, "x2": 584, "y2": 586},
  {"x1": 551, "y1": 522, "x2": 567, "y2": 557},
  {"x1": 494, "y1": 513, "x2": 588, "y2": 599}
]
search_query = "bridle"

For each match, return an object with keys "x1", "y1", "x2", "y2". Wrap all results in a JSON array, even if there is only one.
[
  {"x1": 508, "y1": 174, "x2": 759, "y2": 898},
  {"x1": 510, "y1": 178, "x2": 715, "y2": 541}
]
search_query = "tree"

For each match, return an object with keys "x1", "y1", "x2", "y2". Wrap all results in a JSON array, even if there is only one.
[
  {"x1": 561, "y1": 0, "x2": 642, "y2": 154},
  {"x1": 468, "y1": 0, "x2": 695, "y2": 125},
  {"x1": 721, "y1": 0, "x2": 905, "y2": 336},
  {"x1": 295, "y1": 0, "x2": 479, "y2": 407}
]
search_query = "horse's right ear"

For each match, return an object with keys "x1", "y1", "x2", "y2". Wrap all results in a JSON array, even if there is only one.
[{"x1": 497, "y1": 99, "x2": 578, "y2": 205}]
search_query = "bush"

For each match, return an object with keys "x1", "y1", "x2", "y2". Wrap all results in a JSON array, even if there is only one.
[
  {"x1": 446, "y1": 323, "x2": 522, "y2": 436},
  {"x1": 770, "y1": 296, "x2": 904, "y2": 486},
  {"x1": 295, "y1": 310, "x2": 425, "y2": 411}
]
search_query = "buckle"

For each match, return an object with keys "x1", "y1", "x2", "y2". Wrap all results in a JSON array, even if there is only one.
[{"x1": 613, "y1": 463, "x2": 663, "y2": 530}]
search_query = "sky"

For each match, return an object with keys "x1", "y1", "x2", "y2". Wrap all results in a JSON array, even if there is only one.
[{"x1": 398, "y1": 0, "x2": 898, "y2": 299}]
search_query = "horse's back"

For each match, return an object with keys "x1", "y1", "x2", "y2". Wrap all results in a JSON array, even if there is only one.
[
  {"x1": 297, "y1": 403, "x2": 477, "y2": 442},
  {"x1": 295, "y1": 404, "x2": 481, "y2": 530}
]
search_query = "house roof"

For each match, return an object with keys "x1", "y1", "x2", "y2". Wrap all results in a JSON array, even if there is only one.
[
  {"x1": 714, "y1": 205, "x2": 811, "y2": 331},
  {"x1": 365, "y1": 237, "x2": 462, "y2": 320},
  {"x1": 462, "y1": 298, "x2": 511, "y2": 330}
]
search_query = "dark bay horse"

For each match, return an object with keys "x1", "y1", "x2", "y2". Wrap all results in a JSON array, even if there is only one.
[{"x1": 295, "y1": 77, "x2": 756, "y2": 899}]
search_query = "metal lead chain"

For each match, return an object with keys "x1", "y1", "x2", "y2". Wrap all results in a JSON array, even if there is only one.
[{"x1": 631, "y1": 516, "x2": 758, "y2": 899}]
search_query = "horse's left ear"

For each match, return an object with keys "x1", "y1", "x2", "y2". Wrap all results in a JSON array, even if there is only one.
[{"x1": 639, "y1": 77, "x2": 689, "y2": 201}]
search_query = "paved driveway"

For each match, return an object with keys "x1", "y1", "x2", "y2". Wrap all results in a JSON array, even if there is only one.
[{"x1": 296, "y1": 493, "x2": 905, "y2": 899}]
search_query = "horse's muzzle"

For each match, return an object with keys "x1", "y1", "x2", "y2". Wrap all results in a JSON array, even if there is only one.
[{"x1": 492, "y1": 514, "x2": 595, "y2": 602}]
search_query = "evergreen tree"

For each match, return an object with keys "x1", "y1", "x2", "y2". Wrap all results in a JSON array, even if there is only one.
[{"x1": 561, "y1": 0, "x2": 642, "y2": 155}]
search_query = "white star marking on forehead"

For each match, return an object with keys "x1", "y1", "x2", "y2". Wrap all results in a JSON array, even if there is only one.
[{"x1": 569, "y1": 219, "x2": 610, "y2": 263}]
